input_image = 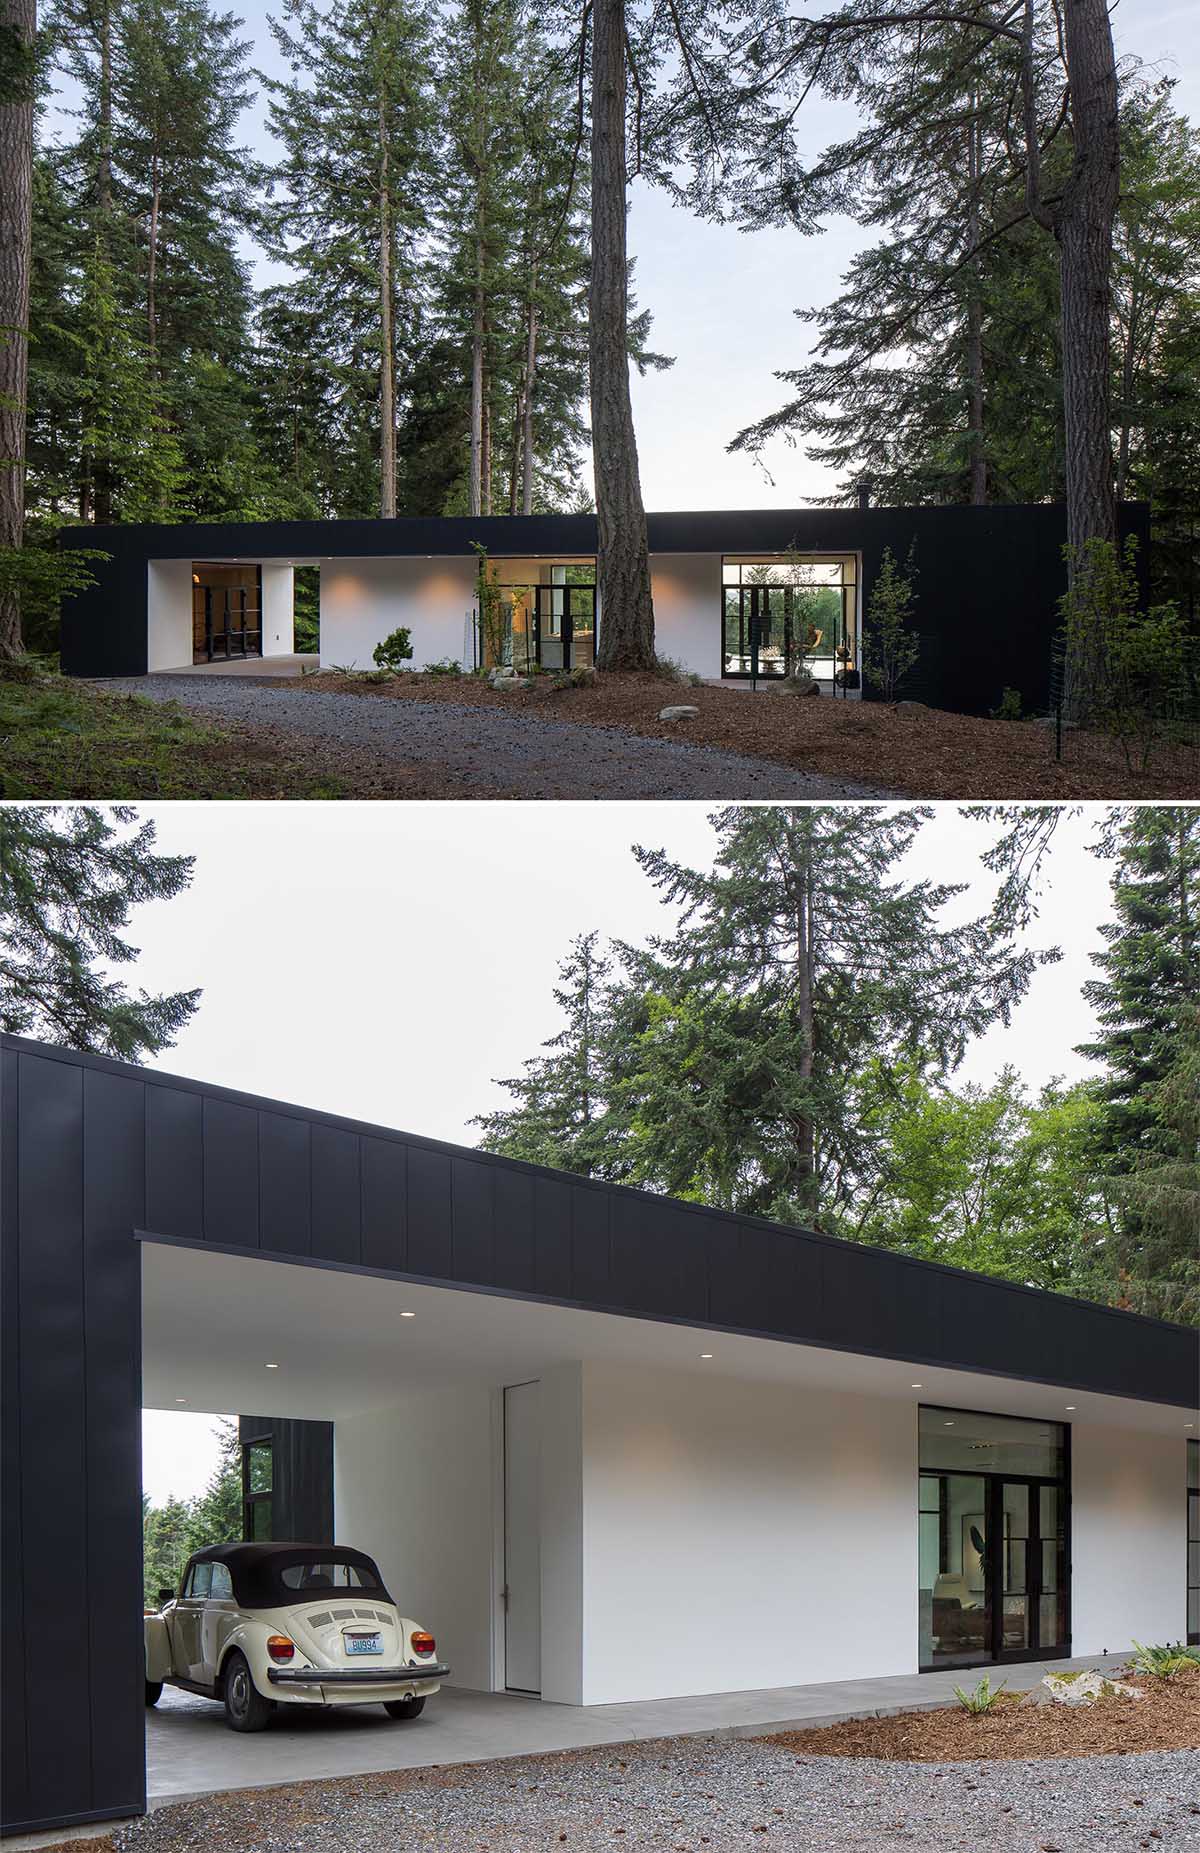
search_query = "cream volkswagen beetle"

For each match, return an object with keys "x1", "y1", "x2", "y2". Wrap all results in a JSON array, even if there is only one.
[{"x1": 145, "y1": 1542, "x2": 449, "y2": 1732}]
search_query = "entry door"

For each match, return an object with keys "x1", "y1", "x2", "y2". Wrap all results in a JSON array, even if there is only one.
[
  {"x1": 503, "y1": 1381, "x2": 542, "y2": 1694},
  {"x1": 993, "y1": 1478, "x2": 1067, "y2": 1661}
]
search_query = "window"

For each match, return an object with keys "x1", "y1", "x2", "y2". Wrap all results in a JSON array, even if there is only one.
[
  {"x1": 720, "y1": 556, "x2": 858, "y2": 682},
  {"x1": 1188, "y1": 1439, "x2": 1199, "y2": 1646},
  {"x1": 918, "y1": 1407, "x2": 1068, "y2": 1672},
  {"x1": 279, "y1": 1559, "x2": 381, "y2": 1592},
  {"x1": 185, "y1": 1561, "x2": 213, "y2": 1600},
  {"x1": 242, "y1": 1438, "x2": 273, "y2": 1542},
  {"x1": 209, "y1": 1563, "x2": 233, "y2": 1600}
]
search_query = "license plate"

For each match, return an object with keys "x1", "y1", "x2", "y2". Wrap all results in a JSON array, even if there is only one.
[{"x1": 344, "y1": 1631, "x2": 383, "y2": 1655}]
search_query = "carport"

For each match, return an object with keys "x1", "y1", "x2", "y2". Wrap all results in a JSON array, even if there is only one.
[{"x1": 3, "y1": 1035, "x2": 1196, "y2": 1837}]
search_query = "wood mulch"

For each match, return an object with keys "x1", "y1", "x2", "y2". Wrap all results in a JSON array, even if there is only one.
[
  {"x1": 294, "y1": 670, "x2": 1200, "y2": 800},
  {"x1": 764, "y1": 1662, "x2": 1200, "y2": 1761}
]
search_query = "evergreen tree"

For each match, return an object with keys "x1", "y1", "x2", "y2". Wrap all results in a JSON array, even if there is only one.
[
  {"x1": 143, "y1": 1493, "x2": 193, "y2": 1602},
  {"x1": 1104, "y1": 1002, "x2": 1200, "y2": 1324},
  {"x1": 1077, "y1": 807, "x2": 1199, "y2": 1314},
  {"x1": 183, "y1": 1417, "x2": 243, "y2": 1550},
  {"x1": 474, "y1": 931, "x2": 619, "y2": 1175},
  {"x1": 0, "y1": 803, "x2": 200, "y2": 1057},
  {"x1": 260, "y1": 0, "x2": 438, "y2": 519}
]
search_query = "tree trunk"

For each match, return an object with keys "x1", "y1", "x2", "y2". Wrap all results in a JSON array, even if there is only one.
[
  {"x1": 589, "y1": 0, "x2": 655, "y2": 670},
  {"x1": 481, "y1": 360, "x2": 492, "y2": 515},
  {"x1": 1056, "y1": 0, "x2": 1120, "y2": 559},
  {"x1": 147, "y1": 161, "x2": 160, "y2": 357},
  {"x1": 507, "y1": 388, "x2": 521, "y2": 515},
  {"x1": 793, "y1": 829, "x2": 816, "y2": 1218},
  {"x1": 469, "y1": 232, "x2": 484, "y2": 516},
  {"x1": 521, "y1": 288, "x2": 537, "y2": 515},
  {"x1": 98, "y1": 0, "x2": 113, "y2": 219},
  {"x1": 378, "y1": 97, "x2": 396, "y2": 519},
  {"x1": 0, "y1": 0, "x2": 34, "y2": 660},
  {"x1": 965, "y1": 113, "x2": 987, "y2": 506}
]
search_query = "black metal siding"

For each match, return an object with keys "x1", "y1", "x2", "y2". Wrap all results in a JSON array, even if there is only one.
[
  {"x1": 58, "y1": 503, "x2": 1151, "y2": 717},
  {"x1": 2, "y1": 1033, "x2": 1196, "y2": 1833},
  {"x1": 237, "y1": 1416, "x2": 334, "y2": 1545}
]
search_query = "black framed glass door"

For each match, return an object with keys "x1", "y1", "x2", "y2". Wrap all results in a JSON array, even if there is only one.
[
  {"x1": 919, "y1": 1406, "x2": 1069, "y2": 1673},
  {"x1": 532, "y1": 583, "x2": 595, "y2": 672}
]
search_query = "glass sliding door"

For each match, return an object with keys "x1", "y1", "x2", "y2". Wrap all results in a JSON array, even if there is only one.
[
  {"x1": 919, "y1": 1407, "x2": 1069, "y2": 1672},
  {"x1": 720, "y1": 556, "x2": 859, "y2": 683},
  {"x1": 1188, "y1": 1440, "x2": 1199, "y2": 1645}
]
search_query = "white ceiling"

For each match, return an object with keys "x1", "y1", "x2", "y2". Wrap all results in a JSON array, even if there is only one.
[{"x1": 140, "y1": 1238, "x2": 1198, "y2": 1437}]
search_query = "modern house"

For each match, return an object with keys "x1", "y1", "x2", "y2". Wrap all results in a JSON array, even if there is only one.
[
  {"x1": 58, "y1": 502, "x2": 1151, "y2": 716},
  {"x1": 3, "y1": 1036, "x2": 1196, "y2": 1835}
]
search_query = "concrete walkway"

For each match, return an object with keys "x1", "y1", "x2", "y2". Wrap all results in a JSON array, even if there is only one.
[
  {"x1": 0, "y1": 1653, "x2": 1123, "y2": 1848},
  {"x1": 155, "y1": 654, "x2": 319, "y2": 678}
]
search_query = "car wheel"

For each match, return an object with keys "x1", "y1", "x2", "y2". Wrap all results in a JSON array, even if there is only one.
[
  {"x1": 383, "y1": 1696, "x2": 426, "y2": 1721},
  {"x1": 222, "y1": 1651, "x2": 273, "y2": 1732},
  {"x1": 145, "y1": 1680, "x2": 163, "y2": 1707}
]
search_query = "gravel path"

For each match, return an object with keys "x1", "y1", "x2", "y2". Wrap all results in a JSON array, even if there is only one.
[
  {"x1": 97, "y1": 676, "x2": 895, "y2": 799},
  {"x1": 111, "y1": 1734, "x2": 1200, "y2": 1853}
]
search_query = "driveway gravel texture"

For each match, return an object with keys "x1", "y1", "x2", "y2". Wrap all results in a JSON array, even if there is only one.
[
  {"x1": 101, "y1": 1734, "x2": 1200, "y2": 1853},
  {"x1": 94, "y1": 676, "x2": 895, "y2": 799}
]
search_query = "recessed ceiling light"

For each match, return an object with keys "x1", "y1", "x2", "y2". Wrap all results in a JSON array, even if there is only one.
[
  {"x1": 1187, "y1": 1423, "x2": 1195, "y2": 1430},
  {"x1": 1065, "y1": 1405, "x2": 1076, "y2": 1411},
  {"x1": 911, "y1": 1383, "x2": 922, "y2": 1389},
  {"x1": 944, "y1": 1420, "x2": 955, "y2": 1426},
  {"x1": 265, "y1": 1362, "x2": 279, "y2": 1369},
  {"x1": 700, "y1": 1352, "x2": 713, "y2": 1359},
  {"x1": 400, "y1": 1310, "x2": 416, "y2": 1319},
  {"x1": 175, "y1": 1396, "x2": 187, "y2": 1403}
]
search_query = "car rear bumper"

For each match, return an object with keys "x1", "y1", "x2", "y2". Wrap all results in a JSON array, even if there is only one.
[{"x1": 267, "y1": 1663, "x2": 450, "y2": 1687}]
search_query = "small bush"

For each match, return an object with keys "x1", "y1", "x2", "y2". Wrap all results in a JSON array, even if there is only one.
[
  {"x1": 1060, "y1": 538, "x2": 1189, "y2": 770},
  {"x1": 653, "y1": 654, "x2": 701, "y2": 686},
  {"x1": 1129, "y1": 1640, "x2": 1200, "y2": 1678},
  {"x1": 991, "y1": 686, "x2": 1024, "y2": 722},
  {"x1": 372, "y1": 626, "x2": 414, "y2": 672},
  {"x1": 422, "y1": 657, "x2": 463, "y2": 677},
  {"x1": 862, "y1": 545, "x2": 920, "y2": 703},
  {"x1": 953, "y1": 1673, "x2": 1007, "y2": 1714}
]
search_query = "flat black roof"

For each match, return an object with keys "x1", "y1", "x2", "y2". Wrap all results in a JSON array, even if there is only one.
[
  {"x1": 4, "y1": 1034, "x2": 1196, "y2": 1409},
  {"x1": 57, "y1": 502, "x2": 1131, "y2": 563}
]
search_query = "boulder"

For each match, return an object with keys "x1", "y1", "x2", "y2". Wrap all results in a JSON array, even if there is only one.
[{"x1": 658, "y1": 704, "x2": 700, "y2": 721}]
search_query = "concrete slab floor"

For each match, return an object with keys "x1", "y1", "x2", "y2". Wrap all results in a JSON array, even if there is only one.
[
  {"x1": 152, "y1": 654, "x2": 319, "y2": 678},
  {"x1": 0, "y1": 1653, "x2": 1123, "y2": 1849}
]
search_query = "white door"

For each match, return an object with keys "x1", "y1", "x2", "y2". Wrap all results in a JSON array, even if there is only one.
[{"x1": 503, "y1": 1380, "x2": 542, "y2": 1694}]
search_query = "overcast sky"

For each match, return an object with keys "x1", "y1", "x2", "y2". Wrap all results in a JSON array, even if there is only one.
[{"x1": 131, "y1": 799, "x2": 1119, "y2": 1499}]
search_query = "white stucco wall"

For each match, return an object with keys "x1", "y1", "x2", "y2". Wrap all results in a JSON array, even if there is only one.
[
  {"x1": 578, "y1": 1363, "x2": 917, "y2": 1703},
  {"x1": 539, "y1": 1363, "x2": 585, "y2": 1704},
  {"x1": 146, "y1": 558, "x2": 193, "y2": 670},
  {"x1": 1071, "y1": 1424, "x2": 1187, "y2": 1653},
  {"x1": 334, "y1": 1389, "x2": 496, "y2": 1691},
  {"x1": 320, "y1": 557, "x2": 478, "y2": 671},
  {"x1": 261, "y1": 564, "x2": 295, "y2": 656},
  {"x1": 648, "y1": 555, "x2": 722, "y2": 679}
]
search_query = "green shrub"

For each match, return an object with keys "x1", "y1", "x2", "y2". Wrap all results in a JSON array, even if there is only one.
[
  {"x1": 1059, "y1": 538, "x2": 1189, "y2": 770},
  {"x1": 1129, "y1": 1640, "x2": 1200, "y2": 1677},
  {"x1": 372, "y1": 626, "x2": 414, "y2": 672},
  {"x1": 992, "y1": 686, "x2": 1024, "y2": 722},
  {"x1": 862, "y1": 545, "x2": 920, "y2": 703},
  {"x1": 953, "y1": 1673, "x2": 1008, "y2": 1714},
  {"x1": 422, "y1": 657, "x2": 462, "y2": 677}
]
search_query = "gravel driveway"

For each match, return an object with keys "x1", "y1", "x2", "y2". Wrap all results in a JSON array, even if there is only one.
[
  {"x1": 112, "y1": 1734, "x2": 1200, "y2": 1853},
  {"x1": 97, "y1": 676, "x2": 895, "y2": 799}
]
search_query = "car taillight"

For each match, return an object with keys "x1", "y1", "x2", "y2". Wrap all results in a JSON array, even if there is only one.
[
  {"x1": 267, "y1": 1635, "x2": 295, "y2": 1662},
  {"x1": 411, "y1": 1631, "x2": 435, "y2": 1656}
]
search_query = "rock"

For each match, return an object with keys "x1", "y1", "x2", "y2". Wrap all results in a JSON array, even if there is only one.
[
  {"x1": 788, "y1": 679, "x2": 821, "y2": 698},
  {"x1": 493, "y1": 676, "x2": 533, "y2": 692},
  {"x1": 570, "y1": 665, "x2": 598, "y2": 687},
  {"x1": 896, "y1": 700, "x2": 928, "y2": 712},
  {"x1": 658, "y1": 704, "x2": 700, "y2": 721}
]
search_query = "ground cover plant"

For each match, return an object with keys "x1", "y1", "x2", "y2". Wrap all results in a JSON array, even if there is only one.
[{"x1": 0, "y1": 670, "x2": 509, "y2": 798}]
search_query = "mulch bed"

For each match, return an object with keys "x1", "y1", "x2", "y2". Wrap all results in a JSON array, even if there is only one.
[
  {"x1": 292, "y1": 670, "x2": 1200, "y2": 800},
  {"x1": 764, "y1": 1662, "x2": 1200, "y2": 1761}
]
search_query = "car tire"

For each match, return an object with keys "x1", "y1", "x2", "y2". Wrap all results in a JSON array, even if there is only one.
[
  {"x1": 383, "y1": 1696, "x2": 426, "y2": 1721},
  {"x1": 222, "y1": 1651, "x2": 273, "y2": 1732},
  {"x1": 145, "y1": 1680, "x2": 163, "y2": 1706}
]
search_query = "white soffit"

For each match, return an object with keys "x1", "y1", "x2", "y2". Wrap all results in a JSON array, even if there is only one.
[{"x1": 139, "y1": 1238, "x2": 1198, "y2": 1436}]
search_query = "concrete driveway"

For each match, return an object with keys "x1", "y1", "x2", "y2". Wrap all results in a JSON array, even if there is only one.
[{"x1": 146, "y1": 1653, "x2": 1118, "y2": 1808}]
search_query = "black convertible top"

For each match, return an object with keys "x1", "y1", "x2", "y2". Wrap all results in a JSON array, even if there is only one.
[{"x1": 181, "y1": 1542, "x2": 393, "y2": 1609}]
